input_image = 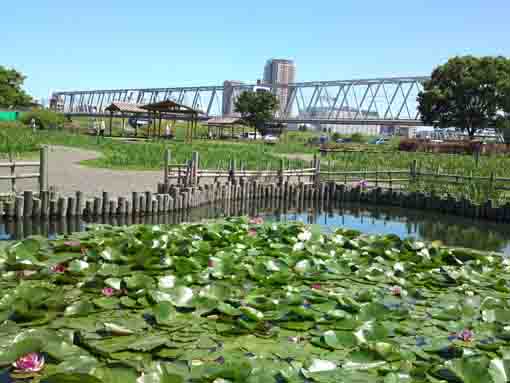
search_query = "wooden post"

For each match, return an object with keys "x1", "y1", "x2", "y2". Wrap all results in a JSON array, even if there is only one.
[
  {"x1": 489, "y1": 172, "x2": 495, "y2": 194},
  {"x1": 24, "y1": 191, "x2": 33, "y2": 218},
  {"x1": 145, "y1": 191, "x2": 152, "y2": 214},
  {"x1": 279, "y1": 158, "x2": 284, "y2": 186},
  {"x1": 157, "y1": 194, "x2": 164, "y2": 213},
  {"x1": 164, "y1": 149, "x2": 171, "y2": 192},
  {"x1": 10, "y1": 162, "x2": 16, "y2": 194},
  {"x1": 229, "y1": 158, "x2": 236, "y2": 184},
  {"x1": 109, "y1": 200, "x2": 116, "y2": 216},
  {"x1": 39, "y1": 146, "x2": 49, "y2": 193},
  {"x1": 93, "y1": 197, "x2": 101, "y2": 217},
  {"x1": 41, "y1": 191, "x2": 49, "y2": 217},
  {"x1": 58, "y1": 197, "x2": 67, "y2": 217},
  {"x1": 67, "y1": 196, "x2": 76, "y2": 217},
  {"x1": 32, "y1": 198, "x2": 41, "y2": 218},
  {"x1": 15, "y1": 196, "x2": 23, "y2": 218},
  {"x1": 132, "y1": 192, "x2": 139, "y2": 215},
  {"x1": 76, "y1": 191, "x2": 83, "y2": 216},
  {"x1": 102, "y1": 192, "x2": 109, "y2": 216},
  {"x1": 191, "y1": 151, "x2": 199, "y2": 186},
  {"x1": 314, "y1": 155, "x2": 321, "y2": 186},
  {"x1": 118, "y1": 197, "x2": 126, "y2": 215}
]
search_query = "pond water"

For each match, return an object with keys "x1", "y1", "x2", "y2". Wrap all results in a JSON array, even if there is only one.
[{"x1": 1, "y1": 198, "x2": 510, "y2": 255}]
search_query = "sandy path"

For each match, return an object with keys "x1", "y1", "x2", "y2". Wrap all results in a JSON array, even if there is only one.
[{"x1": 0, "y1": 146, "x2": 162, "y2": 198}]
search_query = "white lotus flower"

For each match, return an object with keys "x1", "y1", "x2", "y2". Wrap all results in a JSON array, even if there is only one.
[
  {"x1": 158, "y1": 275, "x2": 175, "y2": 289},
  {"x1": 307, "y1": 359, "x2": 337, "y2": 373},
  {"x1": 298, "y1": 230, "x2": 312, "y2": 242},
  {"x1": 293, "y1": 242, "x2": 305, "y2": 252}
]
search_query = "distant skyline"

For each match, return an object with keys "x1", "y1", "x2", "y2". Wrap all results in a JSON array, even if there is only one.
[{"x1": 3, "y1": 0, "x2": 509, "y2": 100}]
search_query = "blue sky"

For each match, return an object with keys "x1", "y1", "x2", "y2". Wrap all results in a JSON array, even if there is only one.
[{"x1": 3, "y1": 0, "x2": 509, "y2": 100}]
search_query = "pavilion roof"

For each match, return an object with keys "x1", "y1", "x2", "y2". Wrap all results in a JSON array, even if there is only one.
[
  {"x1": 104, "y1": 102, "x2": 145, "y2": 114},
  {"x1": 141, "y1": 99, "x2": 202, "y2": 114},
  {"x1": 205, "y1": 117, "x2": 243, "y2": 126}
]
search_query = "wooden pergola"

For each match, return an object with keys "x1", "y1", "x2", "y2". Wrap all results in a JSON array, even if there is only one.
[
  {"x1": 104, "y1": 102, "x2": 146, "y2": 137},
  {"x1": 141, "y1": 99, "x2": 201, "y2": 142},
  {"x1": 205, "y1": 117, "x2": 244, "y2": 139}
]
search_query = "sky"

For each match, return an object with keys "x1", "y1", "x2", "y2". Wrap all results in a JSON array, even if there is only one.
[{"x1": 3, "y1": 0, "x2": 510, "y2": 100}]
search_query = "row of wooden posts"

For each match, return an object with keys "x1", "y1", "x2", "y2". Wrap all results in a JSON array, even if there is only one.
[{"x1": 2, "y1": 179, "x2": 510, "y2": 222}]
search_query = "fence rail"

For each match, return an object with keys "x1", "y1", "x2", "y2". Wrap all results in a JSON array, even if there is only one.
[
  {"x1": 0, "y1": 147, "x2": 48, "y2": 194},
  {"x1": 160, "y1": 151, "x2": 510, "y2": 199}
]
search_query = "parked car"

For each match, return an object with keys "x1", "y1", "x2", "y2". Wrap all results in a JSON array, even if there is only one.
[
  {"x1": 263, "y1": 135, "x2": 278, "y2": 144},
  {"x1": 369, "y1": 137, "x2": 388, "y2": 145}
]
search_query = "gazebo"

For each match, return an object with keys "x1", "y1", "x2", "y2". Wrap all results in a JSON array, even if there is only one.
[
  {"x1": 205, "y1": 117, "x2": 244, "y2": 139},
  {"x1": 141, "y1": 99, "x2": 202, "y2": 142},
  {"x1": 104, "y1": 102, "x2": 146, "y2": 137}
]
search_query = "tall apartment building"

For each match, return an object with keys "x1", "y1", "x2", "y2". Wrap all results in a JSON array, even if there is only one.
[
  {"x1": 222, "y1": 80, "x2": 244, "y2": 116},
  {"x1": 263, "y1": 59, "x2": 296, "y2": 117}
]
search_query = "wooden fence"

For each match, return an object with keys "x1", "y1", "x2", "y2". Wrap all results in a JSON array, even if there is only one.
[
  {"x1": 162, "y1": 150, "x2": 316, "y2": 188},
  {"x1": 0, "y1": 146, "x2": 48, "y2": 194},
  {"x1": 321, "y1": 160, "x2": 510, "y2": 194}
]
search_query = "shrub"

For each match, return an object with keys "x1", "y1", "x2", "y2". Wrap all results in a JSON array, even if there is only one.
[
  {"x1": 350, "y1": 133, "x2": 364, "y2": 143},
  {"x1": 399, "y1": 139, "x2": 510, "y2": 155},
  {"x1": 20, "y1": 109, "x2": 65, "y2": 130}
]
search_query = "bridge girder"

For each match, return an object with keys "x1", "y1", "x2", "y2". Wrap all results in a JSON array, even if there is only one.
[{"x1": 52, "y1": 76, "x2": 428, "y2": 125}]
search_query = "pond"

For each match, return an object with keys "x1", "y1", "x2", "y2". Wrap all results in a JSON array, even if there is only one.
[{"x1": 1, "y1": 198, "x2": 510, "y2": 255}]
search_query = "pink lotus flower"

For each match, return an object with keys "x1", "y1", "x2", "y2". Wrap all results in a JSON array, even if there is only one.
[
  {"x1": 248, "y1": 229, "x2": 257, "y2": 237},
  {"x1": 390, "y1": 286, "x2": 402, "y2": 296},
  {"x1": 12, "y1": 353, "x2": 45, "y2": 373},
  {"x1": 355, "y1": 180, "x2": 368, "y2": 189},
  {"x1": 311, "y1": 283, "x2": 322, "y2": 290},
  {"x1": 249, "y1": 217, "x2": 264, "y2": 225},
  {"x1": 64, "y1": 241, "x2": 81, "y2": 247},
  {"x1": 102, "y1": 287, "x2": 116, "y2": 297},
  {"x1": 50, "y1": 264, "x2": 66, "y2": 273},
  {"x1": 457, "y1": 329, "x2": 474, "y2": 342}
]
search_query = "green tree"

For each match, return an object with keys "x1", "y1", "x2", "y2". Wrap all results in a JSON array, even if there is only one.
[
  {"x1": 0, "y1": 66, "x2": 33, "y2": 108},
  {"x1": 418, "y1": 56, "x2": 510, "y2": 138},
  {"x1": 234, "y1": 91, "x2": 279, "y2": 135}
]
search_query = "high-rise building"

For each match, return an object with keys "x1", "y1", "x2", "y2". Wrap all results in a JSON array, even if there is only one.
[
  {"x1": 222, "y1": 80, "x2": 244, "y2": 116},
  {"x1": 263, "y1": 59, "x2": 296, "y2": 116}
]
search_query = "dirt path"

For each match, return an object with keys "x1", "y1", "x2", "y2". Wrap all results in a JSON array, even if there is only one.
[{"x1": 1, "y1": 146, "x2": 162, "y2": 198}]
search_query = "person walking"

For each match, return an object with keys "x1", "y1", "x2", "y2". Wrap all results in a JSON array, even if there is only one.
[
  {"x1": 100, "y1": 119, "x2": 106, "y2": 136},
  {"x1": 30, "y1": 118, "x2": 37, "y2": 133}
]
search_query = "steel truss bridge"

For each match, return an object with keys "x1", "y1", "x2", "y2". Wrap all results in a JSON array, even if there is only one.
[{"x1": 52, "y1": 76, "x2": 429, "y2": 126}]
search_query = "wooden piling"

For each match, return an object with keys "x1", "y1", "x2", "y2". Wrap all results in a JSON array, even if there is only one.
[{"x1": 24, "y1": 191, "x2": 33, "y2": 218}]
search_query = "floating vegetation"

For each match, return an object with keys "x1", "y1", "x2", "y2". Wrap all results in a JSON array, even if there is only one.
[{"x1": 0, "y1": 219, "x2": 509, "y2": 382}]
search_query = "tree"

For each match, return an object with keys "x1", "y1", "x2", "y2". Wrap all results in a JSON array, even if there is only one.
[
  {"x1": 0, "y1": 65, "x2": 33, "y2": 108},
  {"x1": 417, "y1": 56, "x2": 510, "y2": 138},
  {"x1": 234, "y1": 91, "x2": 279, "y2": 135}
]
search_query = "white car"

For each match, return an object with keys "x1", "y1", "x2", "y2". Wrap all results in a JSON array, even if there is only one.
[{"x1": 263, "y1": 135, "x2": 278, "y2": 143}]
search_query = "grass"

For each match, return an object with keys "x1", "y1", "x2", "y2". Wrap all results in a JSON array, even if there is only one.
[{"x1": 2, "y1": 122, "x2": 510, "y2": 202}]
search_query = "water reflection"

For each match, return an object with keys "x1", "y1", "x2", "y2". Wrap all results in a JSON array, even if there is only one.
[{"x1": 1, "y1": 197, "x2": 510, "y2": 255}]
